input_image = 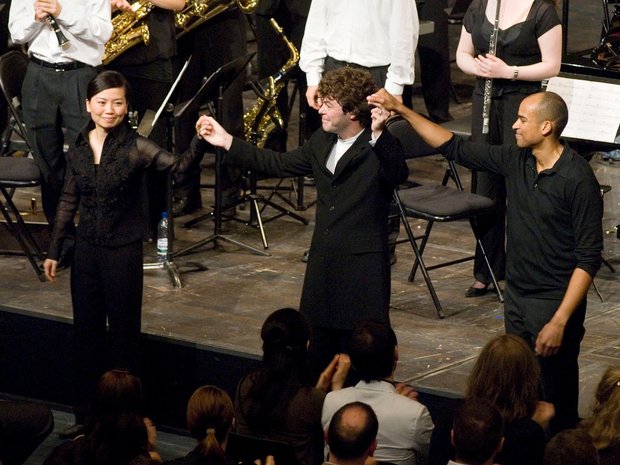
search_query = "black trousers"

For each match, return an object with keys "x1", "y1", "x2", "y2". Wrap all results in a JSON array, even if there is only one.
[
  {"x1": 70, "y1": 238, "x2": 143, "y2": 422},
  {"x1": 21, "y1": 62, "x2": 97, "y2": 227},
  {"x1": 469, "y1": 90, "x2": 530, "y2": 284},
  {"x1": 504, "y1": 284, "x2": 586, "y2": 435}
]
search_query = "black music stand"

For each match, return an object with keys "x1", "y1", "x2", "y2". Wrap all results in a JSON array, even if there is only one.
[
  {"x1": 142, "y1": 57, "x2": 208, "y2": 287},
  {"x1": 174, "y1": 53, "x2": 270, "y2": 258}
]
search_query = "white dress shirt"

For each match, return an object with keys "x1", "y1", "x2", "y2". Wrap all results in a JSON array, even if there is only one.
[
  {"x1": 300, "y1": 0, "x2": 419, "y2": 95},
  {"x1": 326, "y1": 130, "x2": 365, "y2": 174},
  {"x1": 322, "y1": 380, "x2": 434, "y2": 465},
  {"x1": 9, "y1": 0, "x2": 112, "y2": 66}
]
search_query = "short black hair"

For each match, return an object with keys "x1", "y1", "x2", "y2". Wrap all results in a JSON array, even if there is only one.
[
  {"x1": 453, "y1": 399, "x2": 504, "y2": 465},
  {"x1": 349, "y1": 320, "x2": 397, "y2": 381},
  {"x1": 87, "y1": 70, "x2": 131, "y2": 103},
  {"x1": 328, "y1": 402, "x2": 378, "y2": 460},
  {"x1": 544, "y1": 429, "x2": 599, "y2": 465}
]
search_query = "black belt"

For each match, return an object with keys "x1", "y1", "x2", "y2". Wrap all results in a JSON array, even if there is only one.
[
  {"x1": 30, "y1": 56, "x2": 89, "y2": 72},
  {"x1": 325, "y1": 56, "x2": 389, "y2": 73}
]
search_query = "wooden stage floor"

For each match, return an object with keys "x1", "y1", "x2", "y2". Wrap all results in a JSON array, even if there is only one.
[
  {"x1": 2, "y1": 0, "x2": 619, "y2": 418},
  {"x1": 1, "y1": 149, "x2": 619, "y2": 419}
]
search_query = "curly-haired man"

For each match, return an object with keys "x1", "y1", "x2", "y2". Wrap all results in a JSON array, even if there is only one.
[{"x1": 197, "y1": 67, "x2": 408, "y2": 380}]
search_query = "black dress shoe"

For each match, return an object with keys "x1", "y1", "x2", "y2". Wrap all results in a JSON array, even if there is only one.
[
  {"x1": 465, "y1": 284, "x2": 489, "y2": 298},
  {"x1": 58, "y1": 423, "x2": 85, "y2": 440}
]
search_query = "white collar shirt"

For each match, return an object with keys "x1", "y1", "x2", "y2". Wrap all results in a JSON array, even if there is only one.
[
  {"x1": 300, "y1": 0, "x2": 419, "y2": 95},
  {"x1": 9, "y1": 0, "x2": 112, "y2": 66}
]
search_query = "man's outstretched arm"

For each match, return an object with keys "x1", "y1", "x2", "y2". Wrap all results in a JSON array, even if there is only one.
[{"x1": 368, "y1": 89, "x2": 454, "y2": 148}]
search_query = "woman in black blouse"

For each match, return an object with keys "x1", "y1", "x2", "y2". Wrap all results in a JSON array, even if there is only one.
[
  {"x1": 43, "y1": 70, "x2": 206, "y2": 427},
  {"x1": 455, "y1": 0, "x2": 562, "y2": 297}
]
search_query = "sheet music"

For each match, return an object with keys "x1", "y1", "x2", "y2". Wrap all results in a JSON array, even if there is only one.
[{"x1": 546, "y1": 76, "x2": 620, "y2": 143}]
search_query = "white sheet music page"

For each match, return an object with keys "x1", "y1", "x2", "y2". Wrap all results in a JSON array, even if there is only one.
[{"x1": 546, "y1": 76, "x2": 620, "y2": 143}]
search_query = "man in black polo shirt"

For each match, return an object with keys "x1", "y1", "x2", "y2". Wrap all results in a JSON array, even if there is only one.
[{"x1": 369, "y1": 89, "x2": 603, "y2": 435}]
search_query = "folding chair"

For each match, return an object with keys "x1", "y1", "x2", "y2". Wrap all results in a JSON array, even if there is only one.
[
  {"x1": 0, "y1": 50, "x2": 32, "y2": 156},
  {"x1": 386, "y1": 116, "x2": 503, "y2": 319},
  {"x1": 0, "y1": 50, "x2": 46, "y2": 281},
  {"x1": 0, "y1": 156, "x2": 45, "y2": 280}
]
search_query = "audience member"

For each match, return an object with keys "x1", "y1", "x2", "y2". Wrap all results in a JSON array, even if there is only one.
[
  {"x1": 197, "y1": 67, "x2": 408, "y2": 381},
  {"x1": 324, "y1": 402, "x2": 378, "y2": 465},
  {"x1": 165, "y1": 385, "x2": 234, "y2": 465},
  {"x1": 580, "y1": 367, "x2": 620, "y2": 465},
  {"x1": 455, "y1": 0, "x2": 562, "y2": 298},
  {"x1": 450, "y1": 399, "x2": 504, "y2": 465},
  {"x1": 8, "y1": 0, "x2": 112, "y2": 265},
  {"x1": 0, "y1": 400, "x2": 54, "y2": 465},
  {"x1": 466, "y1": 334, "x2": 553, "y2": 465},
  {"x1": 42, "y1": 70, "x2": 207, "y2": 434},
  {"x1": 322, "y1": 320, "x2": 434, "y2": 465},
  {"x1": 235, "y1": 308, "x2": 350, "y2": 465},
  {"x1": 544, "y1": 429, "x2": 599, "y2": 465},
  {"x1": 43, "y1": 369, "x2": 160, "y2": 465},
  {"x1": 369, "y1": 89, "x2": 603, "y2": 436}
]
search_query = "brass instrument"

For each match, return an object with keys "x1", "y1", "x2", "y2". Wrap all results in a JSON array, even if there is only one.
[
  {"x1": 175, "y1": 0, "x2": 259, "y2": 39},
  {"x1": 243, "y1": 18, "x2": 299, "y2": 148},
  {"x1": 103, "y1": 1, "x2": 155, "y2": 65}
]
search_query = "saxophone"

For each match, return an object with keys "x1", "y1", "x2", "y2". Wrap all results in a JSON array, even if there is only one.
[
  {"x1": 243, "y1": 18, "x2": 299, "y2": 148},
  {"x1": 103, "y1": 1, "x2": 154, "y2": 65},
  {"x1": 175, "y1": 0, "x2": 259, "y2": 39}
]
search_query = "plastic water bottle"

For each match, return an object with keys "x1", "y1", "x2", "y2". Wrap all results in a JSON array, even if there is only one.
[{"x1": 157, "y1": 211, "x2": 169, "y2": 262}]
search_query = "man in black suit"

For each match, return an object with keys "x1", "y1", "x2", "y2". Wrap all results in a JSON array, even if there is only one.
[{"x1": 197, "y1": 67, "x2": 408, "y2": 380}]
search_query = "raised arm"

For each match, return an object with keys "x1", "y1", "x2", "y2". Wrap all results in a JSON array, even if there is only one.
[{"x1": 368, "y1": 89, "x2": 454, "y2": 148}]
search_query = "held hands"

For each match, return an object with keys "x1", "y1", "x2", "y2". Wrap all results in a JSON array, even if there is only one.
[
  {"x1": 144, "y1": 417, "x2": 162, "y2": 462},
  {"x1": 370, "y1": 105, "x2": 389, "y2": 136},
  {"x1": 535, "y1": 320, "x2": 565, "y2": 357},
  {"x1": 395, "y1": 382, "x2": 419, "y2": 401},
  {"x1": 196, "y1": 115, "x2": 233, "y2": 151},
  {"x1": 254, "y1": 455, "x2": 275, "y2": 465},
  {"x1": 43, "y1": 258, "x2": 58, "y2": 283},
  {"x1": 34, "y1": 0, "x2": 62, "y2": 21},
  {"x1": 474, "y1": 54, "x2": 512, "y2": 79},
  {"x1": 367, "y1": 89, "x2": 405, "y2": 114},
  {"x1": 316, "y1": 353, "x2": 351, "y2": 392}
]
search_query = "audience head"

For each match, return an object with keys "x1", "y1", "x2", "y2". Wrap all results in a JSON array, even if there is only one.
[
  {"x1": 86, "y1": 370, "x2": 150, "y2": 465},
  {"x1": 243, "y1": 308, "x2": 312, "y2": 432},
  {"x1": 466, "y1": 334, "x2": 539, "y2": 423},
  {"x1": 580, "y1": 366, "x2": 620, "y2": 449},
  {"x1": 452, "y1": 399, "x2": 504, "y2": 465},
  {"x1": 90, "y1": 369, "x2": 144, "y2": 418},
  {"x1": 327, "y1": 402, "x2": 378, "y2": 463},
  {"x1": 261, "y1": 307, "x2": 311, "y2": 370},
  {"x1": 186, "y1": 385, "x2": 234, "y2": 465},
  {"x1": 349, "y1": 319, "x2": 397, "y2": 382},
  {"x1": 318, "y1": 67, "x2": 377, "y2": 128},
  {"x1": 544, "y1": 429, "x2": 599, "y2": 465}
]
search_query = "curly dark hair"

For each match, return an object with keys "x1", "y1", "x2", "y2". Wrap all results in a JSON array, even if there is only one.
[{"x1": 318, "y1": 67, "x2": 377, "y2": 128}]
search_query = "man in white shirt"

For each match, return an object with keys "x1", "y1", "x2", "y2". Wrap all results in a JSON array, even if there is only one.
[
  {"x1": 9, "y1": 0, "x2": 112, "y2": 263},
  {"x1": 322, "y1": 320, "x2": 434, "y2": 465},
  {"x1": 299, "y1": 0, "x2": 419, "y2": 108}
]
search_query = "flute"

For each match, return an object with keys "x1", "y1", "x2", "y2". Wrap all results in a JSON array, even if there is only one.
[
  {"x1": 46, "y1": 15, "x2": 70, "y2": 47},
  {"x1": 481, "y1": 0, "x2": 501, "y2": 135}
]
